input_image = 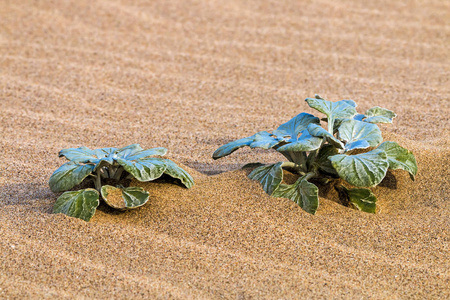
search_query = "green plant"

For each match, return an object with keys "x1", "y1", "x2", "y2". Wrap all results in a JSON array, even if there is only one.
[
  {"x1": 49, "y1": 144, "x2": 194, "y2": 221},
  {"x1": 213, "y1": 95, "x2": 417, "y2": 214}
]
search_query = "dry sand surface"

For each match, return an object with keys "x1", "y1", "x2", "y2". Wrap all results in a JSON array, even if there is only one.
[{"x1": 1, "y1": 0, "x2": 449, "y2": 298}]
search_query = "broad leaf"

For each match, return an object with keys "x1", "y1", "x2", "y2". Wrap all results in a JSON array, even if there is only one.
[
  {"x1": 305, "y1": 97, "x2": 357, "y2": 133},
  {"x1": 307, "y1": 123, "x2": 344, "y2": 149},
  {"x1": 117, "y1": 157, "x2": 167, "y2": 182},
  {"x1": 338, "y1": 119, "x2": 382, "y2": 151},
  {"x1": 213, "y1": 136, "x2": 255, "y2": 159},
  {"x1": 278, "y1": 150, "x2": 307, "y2": 168},
  {"x1": 59, "y1": 146, "x2": 117, "y2": 165},
  {"x1": 341, "y1": 186, "x2": 377, "y2": 213},
  {"x1": 272, "y1": 113, "x2": 320, "y2": 141},
  {"x1": 101, "y1": 185, "x2": 149, "y2": 210},
  {"x1": 249, "y1": 131, "x2": 281, "y2": 149},
  {"x1": 364, "y1": 107, "x2": 396, "y2": 124},
  {"x1": 377, "y1": 141, "x2": 417, "y2": 180},
  {"x1": 316, "y1": 145, "x2": 339, "y2": 176},
  {"x1": 118, "y1": 147, "x2": 168, "y2": 160},
  {"x1": 53, "y1": 189, "x2": 100, "y2": 221},
  {"x1": 329, "y1": 149, "x2": 389, "y2": 187},
  {"x1": 248, "y1": 162, "x2": 283, "y2": 196},
  {"x1": 276, "y1": 130, "x2": 322, "y2": 152},
  {"x1": 272, "y1": 176, "x2": 319, "y2": 214},
  {"x1": 114, "y1": 144, "x2": 143, "y2": 158},
  {"x1": 163, "y1": 159, "x2": 195, "y2": 188},
  {"x1": 341, "y1": 99, "x2": 357, "y2": 107},
  {"x1": 49, "y1": 162, "x2": 95, "y2": 192}
]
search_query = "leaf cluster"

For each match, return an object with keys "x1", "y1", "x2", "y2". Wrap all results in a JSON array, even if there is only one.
[
  {"x1": 49, "y1": 144, "x2": 194, "y2": 221},
  {"x1": 213, "y1": 95, "x2": 417, "y2": 214}
]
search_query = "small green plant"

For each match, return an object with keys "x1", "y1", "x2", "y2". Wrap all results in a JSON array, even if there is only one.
[
  {"x1": 49, "y1": 144, "x2": 194, "y2": 221},
  {"x1": 213, "y1": 95, "x2": 417, "y2": 214}
]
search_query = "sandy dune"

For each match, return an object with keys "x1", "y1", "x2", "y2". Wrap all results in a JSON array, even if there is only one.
[{"x1": 0, "y1": 0, "x2": 449, "y2": 298}]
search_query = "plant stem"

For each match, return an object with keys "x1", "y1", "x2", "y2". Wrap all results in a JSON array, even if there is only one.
[
  {"x1": 327, "y1": 117, "x2": 334, "y2": 134},
  {"x1": 281, "y1": 162, "x2": 305, "y2": 175},
  {"x1": 94, "y1": 169, "x2": 102, "y2": 192},
  {"x1": 113, "y1": 167, "x2": 124, "y2": 181},
  {"x1": 304, "y1": 172, "x2": 316, "y2": 181}
]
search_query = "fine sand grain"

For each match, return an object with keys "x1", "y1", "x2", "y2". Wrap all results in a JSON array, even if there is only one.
[{"x1": 0, "y1": 0, "x2": 449, "y2": 298}]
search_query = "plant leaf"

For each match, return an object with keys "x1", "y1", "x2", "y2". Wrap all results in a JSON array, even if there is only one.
[
  {"x1": 101, "y1": 185, "x2": 149, "y2": 210},
  {"x1": 248, "y1": 162, "x2": 283, "y2": 196},
  {"x1": 53, "y1": 189, "x2": 99, "y2": 221},
  {"x1": 59, "y1": 146, "x2": 117, "y2": 164},
  {"x1": 364, "y1": 107, "x2": 396, "y2": 124},
  {"x1": 114, "y1": 144, "x2": 144, "y2": 158},
  {"x1": 329, "y1": 149, "x2": 389, "y2": 187},
  {"x1": 116, "y1": 157, "x2": 167, "y2": 182},
  {"x1": 316, "y1": 145, "x2": 339, "y2": 176},
  {"x1": 249, "y1": 131, "x2": 281, "y2": 149},
  {"x1": 272, "y1": 176, "x2": 319, "y2": 214},
  {"x1": 305, "y1": 97, "x2": 357, "y2": 132},
  {"x1": 276, "y1": 130, "x2": 323, "y2": 152},
  {"x1": 272, "y1": 113, "x2": 320, "y2": 141},
  {"x1": 341, "y1": 186, "x2": 377, "y2": 213},
  {"x1": 377, "y1": 141, "x2": 418, "y2": 180},
  {"x1": 162, "y1": 159, "x2": 195, "y2": 188},
  {"x1": 212, "y1": 136, "x2": 255, "y2": 159},
  {"x1": 118, "y1": 147, "x2": 168, "y2": 160},
  {"x1": 49, "y1": 161, "x2": 95, "y2": 192},
  {"x1": 307, "y1": 123, "x2": 344, "y2": 149},
  {"x1": 338, "y1": 119, "x2": 383, "y2": 151}
]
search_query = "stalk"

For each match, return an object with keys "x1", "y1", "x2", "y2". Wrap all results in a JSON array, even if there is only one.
[
  {"x1": 281, "y1": 162, "x2": 305, "y2": 175},
  {"x1": 94, "y1": 169, "x2": 102, "y2": 192}
]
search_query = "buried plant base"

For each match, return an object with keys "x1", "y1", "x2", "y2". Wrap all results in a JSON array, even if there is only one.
[
  {"x1": 213, "y1": 95, "x2": 417, "y2": 214},
  {"x1": 49, "y1": 144, "x2": 194, "y2": 221}
]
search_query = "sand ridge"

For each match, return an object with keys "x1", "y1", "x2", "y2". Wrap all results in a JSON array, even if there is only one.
[{"x1": 1, "y1": 0, "x2": 449, "y2": 298}]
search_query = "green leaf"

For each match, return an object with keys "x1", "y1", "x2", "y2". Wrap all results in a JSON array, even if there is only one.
[
  {"x1": 59, "y1": 146, "x2": 117, "y2": 164},
  {"x1": 273, "y1": 176, "x2": 319, "y2": 214},
  {"x1": 305, "y1": 97, "x2": 357, "y2": 133},
  {"x1": 53, "y1": 189, "x2": 100, "y2": 221},
  {"x1": 116, "y1": 147, "x2": 167, "y2": 160},
  {"x1": 272, "y1": 113, "x2": 320, "y2": 141},
  {"x1": 117, "y1": 156, "x2": 167, "y2": 182},
  {"x1": 341, "y1": 186, "x2": 377, "y2": 213},
  {"x1": 338, "y1": 119, "x2": 383, "y2": 151},
  {"x1": 49, "y1": 162, "x2": 95, "y2": 192},
  {"x1": 276, "y1": 130, "x2": 323, "y2": 152},
  {"x1": 114, "y1": 144, "x2": 144, "y2": 158},
  {"x1": 212, "y1": 136, "x2": 255, "y2": 159},
  {"x1": 101, "y1": 185, "x2": 149, "y2": 210},
  {"x1": 162, "y1": 159, "x2": 195, "y2": 188},
  {"x1": 249, "y1": 131, "x2": 281, "y2": 149},
  {"x1": 307, "y1": 123, "x2": 344, "y2": 149},
  {"x1": 377, "y1": 141, "x2": 418, "y2": 180},
  {"x1": 248, "y1": 162, "x2": 283, "y2": 196},
  {"x1": 364, "y1": 107, "x2": 396, "y2": 124},
  {"x1": 329, "y1": 149, "x2": 389, "y2": 187},
  {"x1": 316, "y1": 145, "x2": 339, "y2": 176},
  {"x1": 279, "y1": 150, "x2": 307, "y2": 167}
]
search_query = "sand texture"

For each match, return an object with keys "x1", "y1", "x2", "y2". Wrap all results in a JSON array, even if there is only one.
[{"x1": 1, "y1": 0, "x2": 449, "y2": 298}]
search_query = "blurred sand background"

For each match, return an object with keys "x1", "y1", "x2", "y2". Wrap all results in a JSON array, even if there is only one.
[{"x1": 0, "y1": 0, "x2": 449, "y2": 298}]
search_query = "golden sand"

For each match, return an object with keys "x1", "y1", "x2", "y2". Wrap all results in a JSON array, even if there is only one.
[{"x1": 0, "y1": 0, "x2": 449, "y2": 298}]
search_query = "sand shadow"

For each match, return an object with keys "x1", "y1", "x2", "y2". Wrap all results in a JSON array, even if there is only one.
[
  {"x1": 378, "y1": 170, "x2": 398, "y2": 189},
  {"x1": 1, "y1": 182, "x2": 55, "y2": 212}
]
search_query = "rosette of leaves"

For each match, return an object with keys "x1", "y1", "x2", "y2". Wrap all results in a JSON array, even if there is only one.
[
  {"x1": 49, "y1": 144, "x2": 194, "y2": 221},
  {"x1": 213, "y1": 95, "x2": 417, "y2": 214}
]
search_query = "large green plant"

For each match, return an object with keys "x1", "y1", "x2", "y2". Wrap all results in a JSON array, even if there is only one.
[
  {"x1": 213, "y1": 95, "x2": 417, "y2": 214},
  {"x1": 49, "y1": 144, "x2": 194, "y2": 221}
]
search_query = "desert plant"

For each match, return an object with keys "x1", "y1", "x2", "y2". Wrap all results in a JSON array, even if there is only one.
[
  {"x1": 213, "y1": 95, "x2": 417, "y2": 214},
  {"x1": 49, "y1": 144, "x2": 194, "y2": 221}
]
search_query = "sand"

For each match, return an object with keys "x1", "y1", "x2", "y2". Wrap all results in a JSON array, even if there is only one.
[{"x1": 0, "y1": 0, "x2": 449, "y2": 298}]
